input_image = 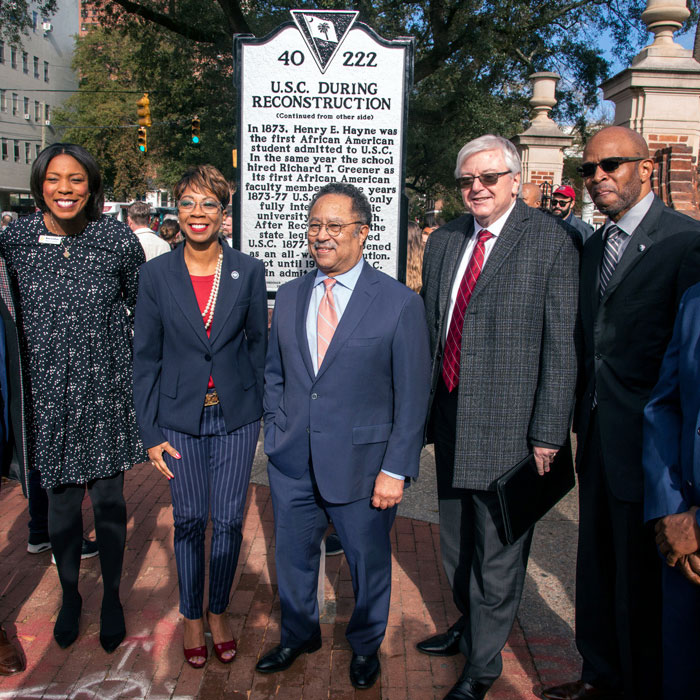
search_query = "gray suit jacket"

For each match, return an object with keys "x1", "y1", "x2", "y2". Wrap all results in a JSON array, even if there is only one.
[{"x1": 422, "y1": 199, "x2": 579, "y2": 490}]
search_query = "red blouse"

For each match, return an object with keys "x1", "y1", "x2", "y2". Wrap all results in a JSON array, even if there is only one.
[{"x1": 190, "y1": 274, "x2": 215, "y2": 390}]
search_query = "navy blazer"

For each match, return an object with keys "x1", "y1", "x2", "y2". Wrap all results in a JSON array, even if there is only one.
[
  {"x1": 263, "y1": 261, "x2": 431, "y2": 504},
  {"x1": 133, "y1": 243, "x2": 267, "y2": 448},
  {"x1": 643, "y1": 282, "x2": 700, "y2": 522}
]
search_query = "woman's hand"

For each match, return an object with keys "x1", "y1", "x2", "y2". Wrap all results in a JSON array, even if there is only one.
[{"x1": 147, "y1": 442, "x2": 180, "y2": 480}]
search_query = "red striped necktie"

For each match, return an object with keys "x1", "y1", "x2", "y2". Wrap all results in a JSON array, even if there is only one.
[{"x1": 441, "y1": 229, "x2": 494, "y2": 392}]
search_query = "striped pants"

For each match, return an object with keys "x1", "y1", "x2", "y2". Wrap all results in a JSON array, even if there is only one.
[{"x1": 162, "y1": 403, "x2": 259, "y2": 619}]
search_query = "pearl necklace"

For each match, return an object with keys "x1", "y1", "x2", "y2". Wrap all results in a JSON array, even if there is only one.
[{"x1": 202, "y1": 252, "x2": 224, "y2": 330}]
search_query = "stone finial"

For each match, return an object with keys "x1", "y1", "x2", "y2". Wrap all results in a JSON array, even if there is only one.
[
  {"x1": 529, "y1": 72, "x2": 560, "y2": 124},
  {"x1": 641, "y1": 0, "x2": 690, "y2": 48}
]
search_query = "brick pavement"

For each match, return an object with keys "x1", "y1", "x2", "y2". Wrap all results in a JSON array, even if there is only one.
[{"x1": 0, "y1": 462, "x2": 571, "y2": 699}]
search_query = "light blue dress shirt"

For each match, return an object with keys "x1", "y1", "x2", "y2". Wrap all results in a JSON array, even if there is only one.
[{"x1": 305, "y1": 257, "x2": 404, "y2": 482}]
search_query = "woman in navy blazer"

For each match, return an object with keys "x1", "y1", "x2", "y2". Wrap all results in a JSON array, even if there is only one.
[{"x1": 133, "y1": 165, "x2": 266, "y2": 668}]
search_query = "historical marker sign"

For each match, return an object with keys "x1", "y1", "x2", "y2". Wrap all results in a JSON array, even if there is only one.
[{"x1": 234, "y1": 10, "x2": 414, "y2": 293}]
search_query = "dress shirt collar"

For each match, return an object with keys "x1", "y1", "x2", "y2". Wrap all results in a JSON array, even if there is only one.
[
  {"x1": 313, "y1": 256, "x2": 365, "y2": 291},
  {"x1": 473, "y1": 200, "x2": 517, "y2": 239},
  {"x1": 133, "y1": 227, "x2": 156, "y2": 235},
  {"x1": 602, "y1": 191, "x2": 654, "y2": 237}
]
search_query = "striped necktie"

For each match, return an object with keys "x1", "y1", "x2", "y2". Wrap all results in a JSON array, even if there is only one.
[
  {"x1": 441, "y1": 229, "x2": 494, "y2": 392},
  {"x1": 317, "y1": 278, "x2": 338, "y2": 369},
  {"x1": 599, "y1": 224, "x2": 625, "y2": 299}
]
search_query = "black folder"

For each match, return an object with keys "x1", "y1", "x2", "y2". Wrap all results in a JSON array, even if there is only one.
[{"x1": 495, "y1": 443, "x2": 575, "y2": 545}]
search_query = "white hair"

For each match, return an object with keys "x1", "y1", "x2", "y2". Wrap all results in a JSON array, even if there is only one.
[{"x1": 454, "y1": 135, "x2": 521, "y2": 179}]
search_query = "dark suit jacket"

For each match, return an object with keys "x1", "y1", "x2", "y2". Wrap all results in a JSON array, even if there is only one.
[
  {"x1": 421, "y1": 199, "x2": 580, "y2": 490},
  {"x1": 263, "y1": 261, "x2": 431, "y2": 504},
  {"x1": 643, "y1": 282, "x2": 700, "y2": 521},
  {"x1": 576, "y1": 195, "x2": 700, "y2": 502},
  {"x1": 133, "y1": 243, "x2": 267, "y2": 448},
  {"x1": 0, "y1": 257, "x2": 28, "y2": 495}
]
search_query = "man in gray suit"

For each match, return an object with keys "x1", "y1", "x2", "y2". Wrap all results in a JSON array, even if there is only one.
[{"x1": 418, "y1": 135, "x2": 579, "y2": 700}]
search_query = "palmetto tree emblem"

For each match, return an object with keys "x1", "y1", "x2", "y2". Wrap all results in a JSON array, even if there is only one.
[{"x1": 317, "y1": 22, "x2": 330, "y2": 40}]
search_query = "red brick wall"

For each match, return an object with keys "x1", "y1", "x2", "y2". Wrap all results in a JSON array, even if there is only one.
[{"x1": 651, "y1": 144, "x2": 700, "y2": 220}]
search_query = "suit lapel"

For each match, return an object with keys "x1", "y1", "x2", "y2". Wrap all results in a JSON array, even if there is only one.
[
  {"x1": 582, "y1": 229, "x2": 605, "y2": 320},
  {"x1": 295, "y1": 271, "x2": 316, "y2": 381},
  {"x1": 314, "y1": 262, "x2": 378, "y2": 383},
  {"x1": 164, "y1": 245, "x2": 211, "y2": 350},
  {"x1": 600, "y1": 197, "x2": 662, "y2": 304},
  {"x1": 208, "y1": 245, "x2": 243, "y2": 346},
  {"x1": 438, "y1": 218, "x2": 473, "y2": 328}
]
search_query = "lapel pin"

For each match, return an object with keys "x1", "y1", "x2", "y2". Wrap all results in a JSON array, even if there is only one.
[
  {"x1": 231, "y1": 271, "x2": 239, "y2": 279},
  {"x1": 638, "y1": 244, "x2": 646, "y2": 252}
]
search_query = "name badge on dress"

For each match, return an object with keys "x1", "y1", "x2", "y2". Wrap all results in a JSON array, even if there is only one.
[{"x1": 38, "y1": 234, "x2": 62, "y2": 245}]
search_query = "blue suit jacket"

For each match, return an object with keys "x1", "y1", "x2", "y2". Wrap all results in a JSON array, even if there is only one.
[
  {"x1": 133, "y1": 243, "x2": 267, "y2": 448},
  {"x1": 643, "y1": 282, "x2": 700, "y2": 522},
  {"x1": 264, "y1": 261, "x2": 431, "y2": 504}
]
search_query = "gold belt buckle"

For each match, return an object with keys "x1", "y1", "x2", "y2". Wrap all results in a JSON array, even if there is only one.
[{"x1": 204, "y1": 390, "x2": 219, "y2": 407}]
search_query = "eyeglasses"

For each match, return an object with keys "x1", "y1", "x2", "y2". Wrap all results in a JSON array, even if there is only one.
[
  {"x1": 177, "y1": 198, "x2": 223, "y2": 214},
  {"x1": 307, "y1": 221, "x2": 365, "y2": 237},
  {"x1": 456, "y1": 171, "x2": 512, "y2": 189},
  {"x1": 577, "y1": 157, "x2": 645, "y2": 178},
  {"x1": 550, "y1": 198, "x2": 571, "y2": 208}
]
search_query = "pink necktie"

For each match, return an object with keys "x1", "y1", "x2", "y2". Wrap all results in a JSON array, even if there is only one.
[
  {"x1": 441, "y1": 229, "x2": 494, "y2": 392},
  {"x1": 317, "y1": 278, "x2": 338, "y2": 368}
]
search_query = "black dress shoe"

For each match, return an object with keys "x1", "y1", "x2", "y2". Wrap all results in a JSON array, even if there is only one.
[
  {"x1": 416, "y1": 624, "x2": 463, "y2": 656},
  {"x1": 255, "y1": 634, "x2": 322, "y2": 673},
  {"x1": 350, "y1": 652, "x2": 380, "y2": 689},
  {"x1": 443, "y1": 676, "x2": 489, "y2": 700}
]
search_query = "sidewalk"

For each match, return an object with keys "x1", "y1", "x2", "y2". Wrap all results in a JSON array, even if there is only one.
[{"x1": 0, "y1": 443, "x2": 580, "y2": 699}]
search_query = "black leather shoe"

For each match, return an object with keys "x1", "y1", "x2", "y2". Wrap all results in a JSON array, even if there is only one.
[
  {"x1": 416, "y1": 624, "x2": 463, "y2": 656},
  {"x1": 255, "y1": 634, "x2": 322, "y2": 673},
  {"x1": 444, "y1": 676, "x2": 489, "y2": 700},
  {"x1": 349, "y1": 652, "x2": 380, "y2": 690}
]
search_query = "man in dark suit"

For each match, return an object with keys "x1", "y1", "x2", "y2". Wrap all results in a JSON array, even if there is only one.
[
  {"x1": 543, "y1": 126, "x2": 700, "y2": 700},
  {"x1": 256, "y1": 182, "x2": 430, "y2": 690},
  {"x1": 418, "y1": 135, "x2": 579, "y2": 700},
  {"x1": 0, "y1": 256, "x2": 26, "y2": 675},
  {"x1": 643, "y1": 281, "x2": 700, "y2": 700}
]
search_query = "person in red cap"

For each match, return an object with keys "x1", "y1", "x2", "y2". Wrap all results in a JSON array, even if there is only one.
[{"x1": 551, "y1": 185, "x2": 593, "y2": 245}]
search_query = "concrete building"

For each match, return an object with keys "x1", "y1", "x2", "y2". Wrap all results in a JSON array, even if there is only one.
[{"x1": 0, "y1": 1, "x2": 79, "y2": 211}]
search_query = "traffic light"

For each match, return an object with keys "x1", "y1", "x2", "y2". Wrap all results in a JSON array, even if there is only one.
[
  {"x1": 136, "y1": 93, "x2": 151, "y2": 127},
  {"x1": 191, "y1": 116, "x2": 200, "y2": 144},
  {"x1": 137, "y1": 127, "x2": 147, "y2": 152}
]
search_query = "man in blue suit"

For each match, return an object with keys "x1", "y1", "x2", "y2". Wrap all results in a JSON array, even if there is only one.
[
  {"x1": 643, "y1": 281, "x2": 700, "y2": 699},
  {"x1": 256, "y1": 182, "x2": 431, "y2": 689}
]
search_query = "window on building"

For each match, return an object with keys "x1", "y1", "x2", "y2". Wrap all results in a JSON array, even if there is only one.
[
  {"x1": 11, "y1": 47, "x2": 17, "y2": 69},
  {"x1": 33, "y1": 56, "x2": 39, "y2": 79},
  {"x1": 0, "y1": 90, "x2": 5, "y2": 112},
  {"x1": 25, "y1": 143, "x2": 31, "y2": 163},
  {"x1": 32, "y1": 12, "x2": 38, "y2": 31},
  {"x1": 23, "y1": 97, "x2": 29, "y2": 117},
  {"x1": 44, "y1": 104, "x2": 51, "y2": 123},
  {"x1": 1, "y1": 139, "x2": 7, "y2": 161},
  {"x1": 0, "y1": 41, "x2": 4, "y2": 64},
  {"x1": 35, "y1": 144, "x2": 41, "y2": 160},
  {"x1": 44, "y1": 61, "x2": 49, "y2": 82},
  {"x1": 14, "y1": 141, "x2": 20, "y2": 163},
  {"x1": 22, "y1": 52, "x2": 28, "y2": 73},
  {"x1": 34, "y1": 100, "x2": 41, "y2": 121},
  {"x1": 12, "y1": 94, "x2": 18, "y2": 116}
]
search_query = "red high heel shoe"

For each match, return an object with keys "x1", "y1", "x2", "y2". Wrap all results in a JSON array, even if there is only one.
[
  {"x1": 183, "y1": 645, "x2": 208, "y2": 669},
  {"x1": 212, "y1": 638, "x2": 237, "y2": 664}
]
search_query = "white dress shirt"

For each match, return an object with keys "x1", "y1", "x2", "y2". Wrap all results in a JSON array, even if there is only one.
[{"x1": 600, "y1": 190, "x2": 654, "y2": 255}]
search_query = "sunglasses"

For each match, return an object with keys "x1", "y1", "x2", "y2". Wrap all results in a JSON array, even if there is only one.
[
  {"x1": 577, "y1": 157, "x2": 645, "y2": 178},
  {"x1": 456, "y1": 171, "x2": 512, "y2": 189}
]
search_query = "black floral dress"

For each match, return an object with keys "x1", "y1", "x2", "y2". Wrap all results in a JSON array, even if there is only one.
[{"x1": 0, "y1": 212, "x2": 146, "y2": 488}]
